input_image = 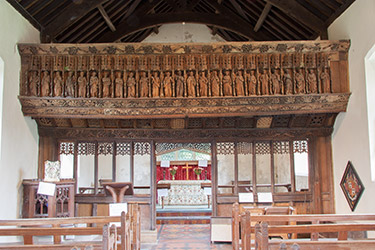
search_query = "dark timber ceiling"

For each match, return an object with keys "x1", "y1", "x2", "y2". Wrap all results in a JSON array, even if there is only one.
[{"x1": 7, "y1": 0, "x2": 355, "y2": 43}]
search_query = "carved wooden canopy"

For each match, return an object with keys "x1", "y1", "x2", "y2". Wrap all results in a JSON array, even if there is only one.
[{"x1": 18, "y1": 40, "x2": 350, "y2": 139}]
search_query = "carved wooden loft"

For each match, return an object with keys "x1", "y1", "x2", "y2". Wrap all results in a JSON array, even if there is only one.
[
  {"x1": 18, "y1": 40, "x2": 349, "y2": 140},
  {"x1": 8, "y1": 0, "x2": 355, "y2": 43}
]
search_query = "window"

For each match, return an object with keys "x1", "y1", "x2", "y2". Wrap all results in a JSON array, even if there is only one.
[
  {"x1": 365, "y1": 45, "x2": 375, "y2": 181},
  {"x1": 216, "y1": 139, "x2": 310, "y2": 197}
]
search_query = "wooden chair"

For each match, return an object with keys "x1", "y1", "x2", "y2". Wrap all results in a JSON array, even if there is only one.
[{"x1": 157, "y1": 183, "x2": 171, "y2": 209}]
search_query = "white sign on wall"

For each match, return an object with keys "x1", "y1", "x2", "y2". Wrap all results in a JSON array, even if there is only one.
[
  {"x1": 238, "y1": 192, "x2": 254, "y2": 203},
  {"x1": 37, "y1": 182, "x2": 56, "y2": 196},
  {"x1": 161, "y1": 160, "x2": 170, "y2": 167}
]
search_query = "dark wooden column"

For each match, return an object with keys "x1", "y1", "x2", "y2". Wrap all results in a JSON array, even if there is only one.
[
  {"x1": 311, "y1": 136, "x2": 335, "y2": 214},
  {"x1": 38, "y1": 136, "x2": 58, "y2": 179}
]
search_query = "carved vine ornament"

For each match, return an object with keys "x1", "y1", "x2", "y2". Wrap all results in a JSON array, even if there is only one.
[{"x1": 18, "y1": 41, "x2": 350, "y2": 100}]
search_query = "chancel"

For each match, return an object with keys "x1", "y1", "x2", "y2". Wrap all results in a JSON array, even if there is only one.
[
  {"x1": 155, "y1": 143, "x2": 212, "y2": 208},
  {"x1": 4, "y1": 0, "x2": 375, "y2": 249}
]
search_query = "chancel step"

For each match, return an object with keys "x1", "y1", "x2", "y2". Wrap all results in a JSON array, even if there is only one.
[{"x1": 156, "y1": 209, "x2": 212, "y2": 224}]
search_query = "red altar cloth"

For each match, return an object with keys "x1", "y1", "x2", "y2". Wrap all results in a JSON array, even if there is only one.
[{"x1": 156, "y1": 164, "x2": 211, "y2": 183}]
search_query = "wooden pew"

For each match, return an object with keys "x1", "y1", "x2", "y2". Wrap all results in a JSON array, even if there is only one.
[
  {"x1": 255, "y1": 221, "x2": 375, "y2": 250},
  {"x1": 232, "y1": 202, "x2": 375, "y2": 250},
  {"x1": 232, "y1": 202, "x2": 295, "y2": 250},
  {"x1": 0, "y1": 211, "x2": 133, "y2": 250}
]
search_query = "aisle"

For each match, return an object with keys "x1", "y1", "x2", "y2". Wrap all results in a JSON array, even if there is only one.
[{"x1": 142, "y1": 224, "x2": 232, "y2": 250}]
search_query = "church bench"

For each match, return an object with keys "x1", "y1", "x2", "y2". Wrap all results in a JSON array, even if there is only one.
[
  {"x1": 0, "y1": 207, "x2": 140, "y2": 250},
  {"x1": 254, "y1": 222, "x2": 375, "y2": 250},
  {"x1": 0, "y1": 223, "x2": 117, "y2": 250},
  {"x1": 232, "y1": 202, "x2": 296, "y2": 250},
  {"x1": 232, "y1": 202, "x2": 375, "y2": 250}
]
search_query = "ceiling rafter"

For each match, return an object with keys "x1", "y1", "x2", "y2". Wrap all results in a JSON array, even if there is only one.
[
  {"x1": 97, "y1": 11, "x2": 271, "y2": 42},
  {"x1": 7, "y1": 0, "x2": 355, "y2": 43},
  {"x1": 118, "y1": 0, "x2": 142, "y2": 23},
  {"x1": 41, "y1": 0, "x2": 108, "y2": 42},
  {"x1": 265, "y1": 0, "x2": 326, "y2": 33},
  {"x1": 98, "y1": 5, "x2": 116, "y2": 32},
  {"x1": 254, "y1": 2, "x2": 271, "y2": 32},
  {"x1": 228, "y1": 0, "x2": 250, "y2": 22},
  {"x1": 64, "y1": 0, "x2": 129, "y2": 43}
]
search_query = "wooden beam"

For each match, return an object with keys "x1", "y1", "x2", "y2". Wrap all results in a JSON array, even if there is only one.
[
  {"x1": 188, "y1": 0, "x2": 201, "y2": 10},
  {"x1": 265, "y1": 0, "x2": 326, "y2": 32},
  {"x1": 6, "y1": 0, "x2": 43, "y2": 31},
  {"x1": 118, "y1": 0, "x2": 143, "y2": 23},
  {"x1": 152, "y1": 26, "x2": 159, "y2": 34},
  {"x1": 97, "y1": 11, "x2": 270, "y2": 42},
  {"x1": 254, "y1": 2, "x2": 271, "y2": 32},
  {"x1": 229, "y1": 0, "x2": 250, "y2": 22},
  {"x1": 325, "y1": 0, "x2": 355, "y2": 26},
  {"x1": 98, "y1": 5, "x2": 116, "y2": 32},
  {"x1": 320, "y1": 29, "x2": 328, "y2": 40},
  {"x1": 41, "y1": 0, "x2": 107, "y2": 42}
]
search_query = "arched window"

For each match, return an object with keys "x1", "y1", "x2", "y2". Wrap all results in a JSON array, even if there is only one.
[
  {"x1": 0, "y1": 57, "x2": 4, "y2": 160},
  {"x1": 365, "y1": 45, "x2": 375, "y2": 181}
]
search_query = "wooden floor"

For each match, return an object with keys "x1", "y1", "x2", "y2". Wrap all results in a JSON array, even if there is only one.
[{"x1": 141, "y1": 224, "x2": 232, "y2": 250}]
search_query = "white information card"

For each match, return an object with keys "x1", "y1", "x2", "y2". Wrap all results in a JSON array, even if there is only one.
[
  {"x1": 37, "y1": 182, "x2": 56, "y2": 196},
  {"x1": 161, "y1": 160, "x2": 170, "y2": 167},
  {"x1": 109, "y1": 203, "x2": 128, "y2": 227},
  {"x1": 257, "y1": 192, "x2": 273, "y2": 203},
  {"x1": 157, "y1": 189, "x2": 169, "y2": 197},
  {"x1": 238, "y1": 192, "x2": 254, "y2": 203},
  {"x1": 198, "y1": 160, "x2": 208, "y2": 167}
]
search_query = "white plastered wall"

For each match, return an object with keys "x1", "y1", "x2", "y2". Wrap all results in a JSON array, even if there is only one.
[
  {"x1": 328, "y1": 0, "x2": 375, "y2": 213},
  {"x1": 0, "y1": 1, "x2": 39, "y2": 227},
  {"x1": 143, "y1": 23, "x2": 224, "y2": 43}
]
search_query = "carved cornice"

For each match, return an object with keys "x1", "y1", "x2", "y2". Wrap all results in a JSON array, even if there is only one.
[
  {"x1": 39, "y1": 127, "x2": 333, "y2": 140},
  {"x1": 18, "y1": 40, "x2": 350, "y2": 55},
  {"x1": 19, "y1": 93, "x2": 350, "y2": 119}
]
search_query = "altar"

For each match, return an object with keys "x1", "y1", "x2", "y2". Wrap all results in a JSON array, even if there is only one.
[{"x1": 158, "y1": 180, "x2": 211, "y2": 206}]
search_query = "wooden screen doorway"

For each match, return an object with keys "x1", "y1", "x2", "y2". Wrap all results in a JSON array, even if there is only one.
[{"x1": 155, "y1": 142, "x2": 212, "y2": 211}]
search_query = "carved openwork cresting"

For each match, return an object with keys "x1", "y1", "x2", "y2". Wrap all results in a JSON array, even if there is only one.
[{"x1": 18, "y1": 41, "x2": 350, "y2": 119}]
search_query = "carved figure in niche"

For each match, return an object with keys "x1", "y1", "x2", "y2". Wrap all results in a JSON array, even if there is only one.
[
  {"x1": 270, "y1": 69, "x2": 281, "y2": 95},
  {"x1": 53, "y1": 71, "x2": 63, "y2": 97},
  {"x1": 222, "y1": 70, "x2": 233, "y2": 96},
  {"x1": 163, "y1": 71, "x2": 174, "y2": 98},
  {"x1": 283, "y1": 69, "x2": 293, "y2": 95},
  {"x1": 320, "y1": 68, "x2": 331, "y2": 93},
  {"x1": 114, "y1": 71, "x2": 124, "y2": 98},
  {"x1": 102, "y1": 71, "x2": 111, "y2": 98},
  {"x1": 126, "y1": 71, "x2": 136, "y2": 98},
  {"x1": 187, "y1": 71, "x2": 197, "y2": 97},
  {"x1": 29, "y1": 71, "x2": 39, "y2": 96},
  {"x1": 258, "y1": 69, "x2": 269, "y2": 95},
  {"x1": 199, "y1": 71, "x2": 208, "y2": 97},
  {"x1": 77, "y1": 71, "x2": 87, "y2": 98},
  {"x1": 41, "y1": 71, "x2": 51, "y2": 97},
  {"x1": 210, "y1": 70, "x2": 220, "y2": 97},
  {"x1": 247, "y1": 70, "x2": 257, "y2": 96},
  {"x1": 294, "y1": 68, "x2": 306, "y2": 94},
  {"x1": 139, "y1": 71, "x2": 149, "y2": 97},
  {"x1": 89, "y1": 71, "x2": 99, "y2": 97},
  {"x1": 151, "y1": 71, "x2": 161, "y2": 97},
  {"x1": 175, "y1": 71, "x2": 184, "y2": 97},
  {"x1": 234, "y1": 70, "x2": 245, "y2": 96},
  {"x1": 65, "y1": 71, "x2": 75, "y2": 97},
  {"x1": 307, "y1": 69, "x2": 317, "y2": 93}
]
